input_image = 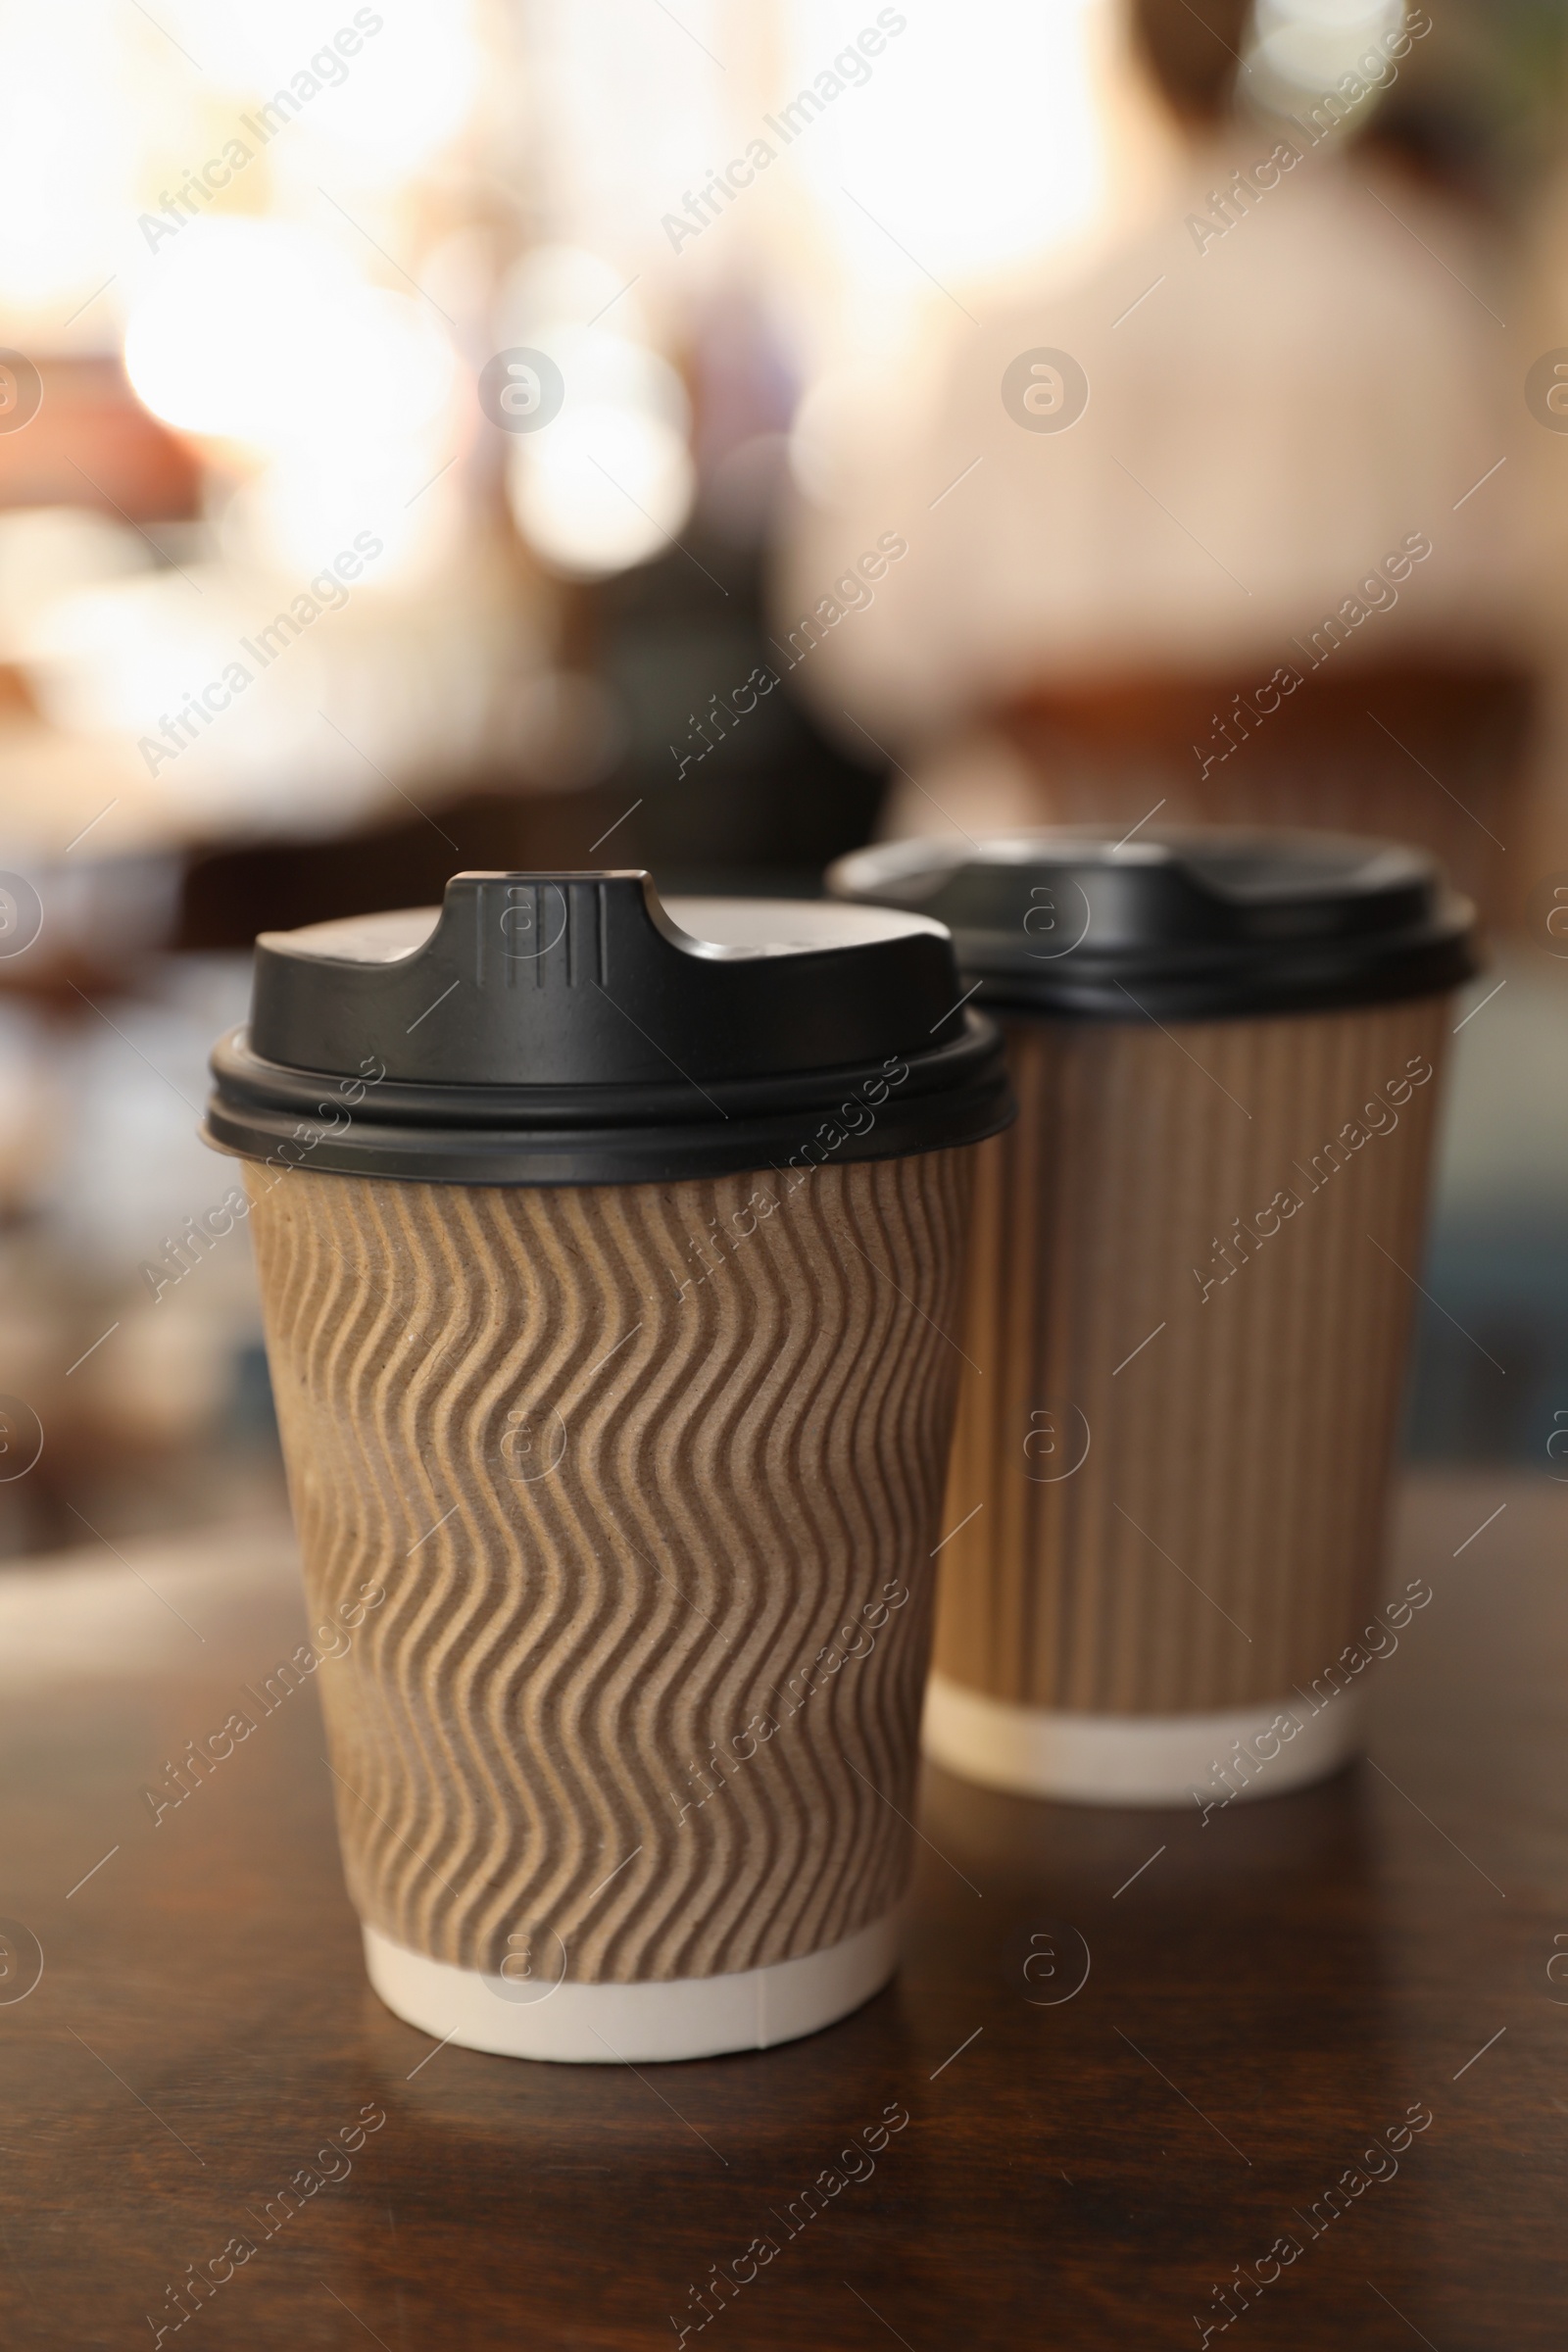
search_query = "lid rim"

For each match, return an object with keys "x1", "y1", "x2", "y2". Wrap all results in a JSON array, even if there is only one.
[
  {"x1": 202, "y1": 1084, "x2": 1012, "y2": 1188},
  {"x1": 949, "y1": 934, "x2": 1478, "y2": 1021},
  {"x1": 208, "y1": 1018, "x2": 997, "y2": 1126},
  {"x1": 204, "y1": 1014, "x2": 1012, "y2": 1185}
]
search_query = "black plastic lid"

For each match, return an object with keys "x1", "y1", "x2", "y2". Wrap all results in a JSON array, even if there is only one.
[
  {"x1": 826, "y1": 826, "x2": 1480, "y2": 1021},
  {"x1": 203, "y1": 870, "x2": 1012, "y2": 1186}
]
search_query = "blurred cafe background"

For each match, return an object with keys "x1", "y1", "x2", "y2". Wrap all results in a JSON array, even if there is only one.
[{"x1": 0, "y1": 0, "x2": 1565, "y2": 1565}]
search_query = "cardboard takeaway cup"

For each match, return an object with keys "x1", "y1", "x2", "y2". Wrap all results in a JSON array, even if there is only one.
[
  {"x1": 203, "y1": 871, "x2": 1010, "y2": 2061},
  {"x1": 828, "y1": 829, "x2": 1478, "y2": 1809}
]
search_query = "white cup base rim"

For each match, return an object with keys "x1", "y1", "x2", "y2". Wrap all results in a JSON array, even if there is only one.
[
  {"x1": 923, "y1": 1672, "x2": 1366, "y2": 1806},
  {"x1": 363, "y1": 1908, "x2": 901, "y2": 2065}
]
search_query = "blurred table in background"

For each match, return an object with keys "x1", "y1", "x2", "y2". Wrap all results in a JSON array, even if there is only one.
[{"x1": 0, "y1": 1468, "x2": 1561, "y2": 2348}]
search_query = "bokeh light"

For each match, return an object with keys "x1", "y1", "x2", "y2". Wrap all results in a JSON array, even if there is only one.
[
  {"x1": 122, "y1": 219, "x2": 457, "y2": 454},
  {"x1": 505, "y1": 324, "x2": 694, "y2": 578},
  {"x1": 1245, "y1": 0, "x2": 1407, "y2": 114}
]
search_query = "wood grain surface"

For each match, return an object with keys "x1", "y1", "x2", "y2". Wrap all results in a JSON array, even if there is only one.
[{"x1": 0, "y1": 1470, "x2": 1559, "y2": 2349}]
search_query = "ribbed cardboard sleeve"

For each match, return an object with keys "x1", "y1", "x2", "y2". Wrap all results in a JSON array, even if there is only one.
[
  {"x1": 244, "y1": 1149, "x2": 972, "y2": 1987},
  {"x1": 933, "y1": 999, "x2": 1447, "y2": 1719}
]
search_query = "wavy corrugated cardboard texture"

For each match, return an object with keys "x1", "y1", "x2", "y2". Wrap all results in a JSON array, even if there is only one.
[{"x1": 246, "y1": 1150, "x2": 971, "y2": 1984}]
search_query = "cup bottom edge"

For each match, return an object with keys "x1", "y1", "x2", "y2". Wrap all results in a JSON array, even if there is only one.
[
  {"x1": 363, "y1": 1909, "x2": 903, "y2": 2065},
  {"x1": 922, "y1": 1673, "x2": 1367, "y2": 1807}
]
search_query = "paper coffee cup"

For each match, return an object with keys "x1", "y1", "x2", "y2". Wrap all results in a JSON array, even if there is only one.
[
  {"x1": 828, "y1": 828, "x2": 1477, "y2": 1808},
  {"x1": 206, "y1": 871, "x2": 1009, "y2": 2059}
]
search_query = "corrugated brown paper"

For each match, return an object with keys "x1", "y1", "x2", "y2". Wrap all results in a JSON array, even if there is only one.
[
  {"x1": 935, "y1": 999, "x2": 1447, "y2": 1716},
  {"x1": 245, "y1": 1149, "x2": 972, "y2": 1984}
]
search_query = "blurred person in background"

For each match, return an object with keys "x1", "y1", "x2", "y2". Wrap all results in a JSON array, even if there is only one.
[
  {"x1": 1515, "y1": 145, "x2": 1568, "y2": 898},
  {"x1": 775, "y1": 0, "x2": 1531, "y2": 918}
]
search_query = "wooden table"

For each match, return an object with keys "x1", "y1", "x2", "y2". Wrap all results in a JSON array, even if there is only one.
[{"x1": 0, "y1": 1472, "x2": 1560, "y2": 2349}]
